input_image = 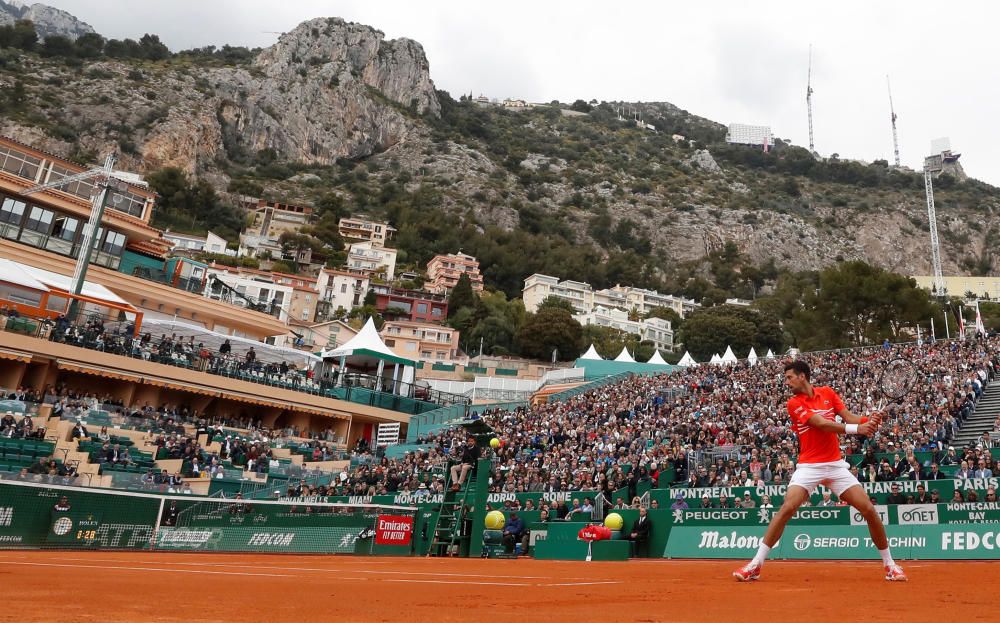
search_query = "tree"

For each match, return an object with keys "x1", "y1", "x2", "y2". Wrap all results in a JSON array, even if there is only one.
[
  {"x1": 516, "y1": 307, "x2": 582, "y2": 361},
  {"x1": 348, "y1": 305, "x2": 383, "y2": 330},
  {"x1": 447, "y1": 273, "x2": 477, "y2": 318},
  {"x1": 0, "y1": 20, "x2": 39, "y2": 51},
  {"x1": 678, "y1": 305, "x2": 783, "y2": 361},
  {"x1": 147, "y1": 167, "x2": 243, "y2": 239},
  {"x1": 466, "y1": 291, "x2": 525, "y2": 356},
  {"x1": 39, "y1": 34, "x2": 74, "y2": 57},
  {"x1": 138, "y1": 33, "x2": 170, "y2": 60},
  {"x1": 580, "y1": 325, "x2": 620, "y2": 360},
  {"x1": 756, "y1": 261, "x2": 940, "y2": 350},
  {"x1": 279, "y1": 231, "x2": 324, "y2": 256},
  {"x1": 570, "y1": 99, "x2": 593, "y2": 113},
  {"x1": 536, "y1": 295, "x2": 577, "y2": 314},
  {"x1": 74, "y1": 32, "x2": 105, "y2": 58}
]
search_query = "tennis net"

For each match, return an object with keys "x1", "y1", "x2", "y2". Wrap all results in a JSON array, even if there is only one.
[{"x1": 0, "y1": 479, "x2": 417, "y2": 554}]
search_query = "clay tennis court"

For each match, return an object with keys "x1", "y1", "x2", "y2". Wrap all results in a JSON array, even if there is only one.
[{"x1": 1, "y1": 552, "x2": 997, "y2": 622}]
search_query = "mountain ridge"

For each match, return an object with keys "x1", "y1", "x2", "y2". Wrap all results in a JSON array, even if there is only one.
[{"x1": 0, "y1": 10, "x2": 996, "y2": 301}]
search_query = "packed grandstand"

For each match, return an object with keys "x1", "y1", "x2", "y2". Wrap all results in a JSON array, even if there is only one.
[{"x1": 4, "y1": 328, "x2": 998, "y2": 518}]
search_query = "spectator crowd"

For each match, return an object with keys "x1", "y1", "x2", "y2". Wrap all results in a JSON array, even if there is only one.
[{"x1": 339, "y1": 337, "x2": 999, "y2": 509}]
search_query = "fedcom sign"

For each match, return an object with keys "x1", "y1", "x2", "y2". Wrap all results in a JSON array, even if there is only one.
[{"x1": 942, "y1": 531, "x2": 1000, "y2": 551}]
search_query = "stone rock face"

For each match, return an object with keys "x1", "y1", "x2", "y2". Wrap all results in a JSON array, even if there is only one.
[
  {"x1": 140, "y1": 107, "x2": 223, "y2": 175},
  {"x1": 687, "y1": 149, "x2": 722, "y2": 174},
  {"x1": 212, "y1": 17, "x2": 439, "y2": 165},
  {"x1": 0, "y1": 2, "x2": 96, "y2": 40}
]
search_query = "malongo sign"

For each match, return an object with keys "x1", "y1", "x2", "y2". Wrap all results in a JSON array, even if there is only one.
[{"x1": 665, "y1": 525, "x2": 1000, "y2": 559}]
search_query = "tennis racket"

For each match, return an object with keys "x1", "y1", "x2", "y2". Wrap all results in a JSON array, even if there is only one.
[{"x1": 876, "y1": 357, "x2": 920, "y2": 411}]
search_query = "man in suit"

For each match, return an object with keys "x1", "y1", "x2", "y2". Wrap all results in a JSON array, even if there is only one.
[
  {"x1": 955, "y1": 460, "x2": 973, "y2": 479},
  {"x1": 924, "y1": 462, "x2": 947, "y2": 480},
  {"x1": 974, "y1": 458, "x2": 994, "y2": 479},
  {"x1": 629, "y1": 507, "x2": 652, "y2": 558}
]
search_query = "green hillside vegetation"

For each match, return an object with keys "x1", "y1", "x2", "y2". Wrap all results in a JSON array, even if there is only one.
[{"x1": 0, "y1": 19, "x2": 997, "y2": 358}]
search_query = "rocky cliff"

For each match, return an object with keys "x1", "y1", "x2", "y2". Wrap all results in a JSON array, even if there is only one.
[
  {"x1": 213, "y1": 17, "x2": 439, "y2": 165},
  {"x1": 0, "y1": 1, "x2": 95, "y2": 39},
  {"x1": 0, "y1": 13, "x2": 996, "y2": 289}
]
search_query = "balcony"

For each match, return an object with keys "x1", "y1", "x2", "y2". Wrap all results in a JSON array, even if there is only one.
[{"x1": 3, "y1": 323, "x2": 465, "y2": 416}]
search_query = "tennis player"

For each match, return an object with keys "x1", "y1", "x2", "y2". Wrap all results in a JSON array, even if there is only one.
[{"x1": 733, "y1": 360, "x2": 907, "y2": 582}]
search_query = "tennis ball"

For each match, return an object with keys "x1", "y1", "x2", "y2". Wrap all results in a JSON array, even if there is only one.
[
  {"x1": 490, "y1": 438, "x2": 500, "y2": 449},
  {"x1": 604, "y1": 512, "x2": 624, "y2": 530},
  {"x1": 485, "y1": 510, "x2": 506, "y2": 530}
]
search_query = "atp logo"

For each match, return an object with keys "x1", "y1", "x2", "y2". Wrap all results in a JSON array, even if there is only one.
[
  {"x1": 757, "y1": 509, "x2": 771, "y2": 524},
  {"x1": 339, "y1": 533, "x2": 359, "y2": 548},
  {"x1": 672, "y1": 509, "x2": 684, "y2": 524}
]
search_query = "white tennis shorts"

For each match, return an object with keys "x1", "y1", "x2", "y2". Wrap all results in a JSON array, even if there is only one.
[{"x1": 788, "y1": 460, "x2": 861, "y2": 496}]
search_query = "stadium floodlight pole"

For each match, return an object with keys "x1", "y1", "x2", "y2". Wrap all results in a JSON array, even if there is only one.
[{"x1": 22, "y1": 152, "x2": 119, "y2": 321}]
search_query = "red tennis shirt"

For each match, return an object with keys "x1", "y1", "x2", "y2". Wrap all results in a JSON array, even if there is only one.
[{"x1": 787, "y1": 386, "x2": 846, "y2": 464}]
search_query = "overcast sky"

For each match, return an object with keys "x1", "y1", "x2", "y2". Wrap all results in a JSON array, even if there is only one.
[{"x1": 42, "y1": 0, "x2": 1000, "y2": 185}]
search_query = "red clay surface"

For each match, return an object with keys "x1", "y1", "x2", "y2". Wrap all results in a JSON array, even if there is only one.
[{"x1": 1, "y1": 551, "x2": 997, "y2": 623}]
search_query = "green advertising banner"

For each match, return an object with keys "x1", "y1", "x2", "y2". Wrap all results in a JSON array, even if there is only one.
[
  {"x1": 0, "y1": 483, "x2": 158, "y2": 549},
  {"x1": 669, "y1": 507, "x2": 854, "y2": 526},
  {"x1": 660, "y1": 480, "x2": 959, "y2": 508},
  {"x1": 665, "y1": 524, "x2": 1000, "y2": 560},
  {"x1": 291, "y1": 490, "x2": 596, "y2": 509},
  {"x1": 155, "y1": 526, "x2": 375, "y2": 553}
]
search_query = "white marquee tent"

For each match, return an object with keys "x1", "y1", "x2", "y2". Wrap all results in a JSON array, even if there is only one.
[
  {"x1": 677, "y1": 351, "x2": 697, "y2": 367},
  {"x1": 646, "y1": 350, "x2": 668, "y2": 366},
  {"x1": 721, "y1": 345, "x2": 738, "y2": 364},
  {"x1": 613, "y1": 347, "x2": 635, "y2": 363},
  {"x1": 320, "y1": 317, "x2": 416, "y2": 392}
]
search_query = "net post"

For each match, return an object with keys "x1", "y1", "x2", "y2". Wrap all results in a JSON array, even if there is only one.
[{"x1": 151, "y1": 496, "x2": 165, "y2": 550}]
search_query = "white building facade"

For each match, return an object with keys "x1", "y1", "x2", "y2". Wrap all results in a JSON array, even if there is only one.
[
  {"x1": 573, "y1": 305, "x2": 674, "y2": 351},
  {"x1": 315, "y1": 269, "x2": 370, "y2": 317},
  {"x1": 347, "y1": 241, "x2": 397, "y2": 281},
  {"x1": 522, "y1": 273, "x2": 594, "y2": 314},
  {"x1": 164, "y1": 230, "x2": 233, "y2": 256},
  {"x1": 204, "y1": 267, "x2": 293, "y2": 322},
  {"x1": 523, "y1": 274, "x2": 697, "y2": 318}
]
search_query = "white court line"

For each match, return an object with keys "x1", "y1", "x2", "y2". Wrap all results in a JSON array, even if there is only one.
[
  {"x1": 48, "y1": 556, "x2": 597, "y2": 580},
  {"x1": 0, "y1": 560, "x2": 294, "y2": 577},
  {"x1": 380, "y1": 578, "x2": 551, "y2": 587},
  {"x1": 541, "y1": 581, "x2": 621, "y2": 586}
]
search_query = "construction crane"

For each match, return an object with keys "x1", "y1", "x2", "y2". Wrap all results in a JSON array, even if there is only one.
[
  {"x1": 923, "y1": 154, "x2": 946, "y2": 297},
  {"x1": 806, "y1": 44, "x2": 815, "y2": 154},
  {"x1": 22, "y1": 152, "x2": 128, "y2": 319},
  {"x1": 887, "y1": 76, "x2": 901, "y2": 167}
]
